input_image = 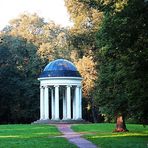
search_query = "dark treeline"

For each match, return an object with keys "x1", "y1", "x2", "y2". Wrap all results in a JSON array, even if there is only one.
[
  {"x1": 0, "y1": 13, "x2": 71, "y2": 123},
  {"x1": 0, "y1": 0, "x2": 148, "y2": 131}
]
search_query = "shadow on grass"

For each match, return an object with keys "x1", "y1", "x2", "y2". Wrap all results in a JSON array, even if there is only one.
[
  {"x1": 0, "y1": 137, "x2": 76, "y2": 148},
  {"x1": 72, "y1": 123, "x2": 148, "y2": 148},
  {"x1": 84, "y1": 131, "x2": 148, "y2": 148}
]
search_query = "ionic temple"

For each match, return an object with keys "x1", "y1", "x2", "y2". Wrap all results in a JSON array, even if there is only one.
[{"x1": 34, "y1": 59, "x2": 83, "y2": 123}]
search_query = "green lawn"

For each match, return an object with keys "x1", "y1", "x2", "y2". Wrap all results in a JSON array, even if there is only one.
[
  {"x1": 0, "y1": 124, "x2": 76, "y2": 148},
  {"x1": 72, "y1": 123, "x2": 148, "y2": 148},
  {"x1": 1, "y1": 123, "x2": 147, "y2": 148}
]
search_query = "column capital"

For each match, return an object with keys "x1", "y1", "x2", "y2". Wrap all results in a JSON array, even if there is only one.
[
  {"x1": 44, "y1": 85, "x2": 49, "y2": 88},
  {"x1": 50, "y1": 86, "x2": 54, "y2": 89},
  {"x1": 54, "y1": 85, "x2": 59, "y2": 88},
  {"x1": 48, "y1": 86, "x2": 53, "y2": 90},
  {"x1": 40, "y1": 86, "x2": 45, "y2": 89},
  {"x1": 66, "y1": 85, "x2": 72, "y2": 88},
  {"x1": 76, "y1": 85, "x2": 81, "y2": 88}
]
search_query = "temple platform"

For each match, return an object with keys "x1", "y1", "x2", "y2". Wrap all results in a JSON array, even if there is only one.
[{"x1": 33, "y1": 119, "x2": 88, "y2": 124}]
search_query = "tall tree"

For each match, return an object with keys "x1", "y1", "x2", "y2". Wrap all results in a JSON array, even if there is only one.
[
  {"x1": 37, "y1": 23, "x2": 71, "y2": 63},
  {"x1": 65, "y1": 0, "x2": 102, "y2": 53},
  {"x1": 74, "y1": 53, "x2": 98, "y2": 122},
  {"x1": 65, "y1": 0, "x2": 103, "y2": 121},
  {"x1": 85, "y1": 0, "x2": 148, "y2": 131},
  {"x1": 0, "y1": 13, "x2": 72, "y2": 123},
  {"x1": 0, "y1": 35, "x2": 40, "y2": 123}
]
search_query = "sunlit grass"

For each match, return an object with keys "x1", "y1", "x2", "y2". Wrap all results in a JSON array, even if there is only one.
[
  {"x1": 0, "y1": 124, "x2": 76, "y2": 148},
  {"x1": 72, "y1": 123, "x2": 148, "y2": 148},
  {"x1": 0, "y1": 124, "x2": 59, "y2": 138}
]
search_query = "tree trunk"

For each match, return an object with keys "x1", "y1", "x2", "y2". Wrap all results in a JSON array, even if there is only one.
[{"x1": 114, "y1": 114, "x2": 129, "y2": 132}]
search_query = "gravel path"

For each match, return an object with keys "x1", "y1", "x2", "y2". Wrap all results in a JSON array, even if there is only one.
[{"x1": 56, "y1": 124, "x2": 98, "y2": 148}]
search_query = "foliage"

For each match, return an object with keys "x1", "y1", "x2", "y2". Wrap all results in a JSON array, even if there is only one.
[
  {"x1": 0, "y1": 13, "x2": 72, "y2": 123},
  {"x1": 79, "y1": 0, "x2": 129, "y2": 13},
  {"x1": 65, "y1": 0, "x2": 102, "y2": 122},
  {"x1": 65, "y1": 0, "x2": 102, "y2": 32},
  {"x1": 65, "y1": 0, "x2": 103, "y2": 54},
  {"x1": 3, "y1": 13, "x2": 71, "y2": 62},
  {"x1": 75, "y1": 53, "x2": 97, "y2": 97},
  {"x1": 74, "y1": 53, "x2": 99, "y2": 122},
  {"x1": 72, "y1": 123, "x2": 148, "y2": 148},
  {"x1": 0, "y1": 35, "x2": 40, "y2": 123},
  {"x1": 0, "y1": 0, "x2": 147, "y2": 125},
  {"x1": 87, "y1": 0, "x2": 148, "y2": 124}
]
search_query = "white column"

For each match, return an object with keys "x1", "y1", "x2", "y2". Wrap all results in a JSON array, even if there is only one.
[
  {"x1": 55, "y1": 85, "x2": 59, "y2": 120},
  {"x1": 79, "y1": 86, "x2": 82, "y2": 119},
  {"x1": 66, "y1": 85, "x2": 71, "y2": 119},
  {"x1": 44, "y1": 86, "x2": 49, "y2": 120},
  {"x1": 73, "y1": 87, "x2": 76, "y2": 119},
  {"x1": 40, "y1": 86, "x2": 44, "y2": 120},
  {"x1": 75, "y1": 85, "x2": 80, "y2": 119},
  {"x1": 63, "y1": 87, "x2": 66, "y2": 120},
  {"x1": 51, "y1": 88, "x2": 55, "y2": 120}
]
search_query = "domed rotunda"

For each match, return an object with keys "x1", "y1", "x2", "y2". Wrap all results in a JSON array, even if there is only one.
[{"x1": 36, "y1": 59, "x2": 83, "y2": 123}]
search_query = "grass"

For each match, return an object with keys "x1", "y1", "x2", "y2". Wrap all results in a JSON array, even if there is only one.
[
  {"x1": 0, "y1": 124, "x2": 76, "y2": 148},
  {"x1": 1, "y1": 123, "x2": 147, "y2": 148},
  {"x1": 72, "y1": 123, "x2": 148, "y2": 148}
]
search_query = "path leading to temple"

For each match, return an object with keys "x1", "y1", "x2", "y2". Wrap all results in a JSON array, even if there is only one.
[{"x1": 55, "y1": 124, "x2": 98, "y2": 148}]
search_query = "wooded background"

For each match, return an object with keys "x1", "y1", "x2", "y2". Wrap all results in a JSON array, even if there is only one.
[{"x1": 0, "y1": 0, "x2": 147, "y2": 128}]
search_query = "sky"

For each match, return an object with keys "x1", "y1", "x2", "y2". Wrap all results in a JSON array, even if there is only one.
[{"x1": 0, "y1": 0, "x2": 72, "y2": 30}]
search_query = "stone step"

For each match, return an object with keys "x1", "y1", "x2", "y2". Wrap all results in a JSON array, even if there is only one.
[{"x1": 32, "y1": 119, "x2": 89, "y2": 124}]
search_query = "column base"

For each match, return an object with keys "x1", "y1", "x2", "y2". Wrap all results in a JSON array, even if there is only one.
[
  {"x1": 40, "y1": 118, "x2": 49, "y2": 120},
  {"x1": 62, "y1": 118, "x2": 72, "y2": 120},
  {"x1": 73, "y1": 118, "x2": 82, "y2": 120},
  {"x1": 33, "y1": 119, "x2": 86, "y2": 124},
  {"x1": 54, "y1": 118, "x2": 60, "y2": 121},
  {"x1": 33, "y1": 119, "x2": 51, "y2": 124}
]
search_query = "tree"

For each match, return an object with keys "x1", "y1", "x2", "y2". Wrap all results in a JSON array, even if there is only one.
[
  {"x1": 0, "y1": 35, "x2": 40, "y2": 123},
  {"x1": 0, "y1": 13, "x2": 75, "y2": 123},
  {"x1": 65, "y1": 0, "x2": 103, "y2": 121},
  {"x1": 37, "y1": 23, "x2": 71, "y2": 63},
  {"x1": 65, "y1": 0, "x2": 103, "y2": 54},
  {"x1": 3, "y1": 13, "x2": 43, "y2": 45},
  {"x1": 74, "y1": 53, "x2": 98, "y2": 122},
  {"x1": 4, "y1": 13, "x2": 71, "y2": 63},
  {"x1": 90, "y1": 0, "x2": 148, "y2": 131}
]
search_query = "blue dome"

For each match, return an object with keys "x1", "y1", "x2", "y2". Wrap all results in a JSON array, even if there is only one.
[{"x1": 39, "y1": 59, "x2": 81, "y2": 78}]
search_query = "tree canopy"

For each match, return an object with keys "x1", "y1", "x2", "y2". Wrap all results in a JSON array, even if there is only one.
[
  {"x1": 92, "y1": 0, "x2": 148, "y2": 127},
  {"x1": 0, "y1": 13, "x2": 72, "y2": 123},
  {"x1": 0, "y1": 1, "x2": 148, "y2": 127}
]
